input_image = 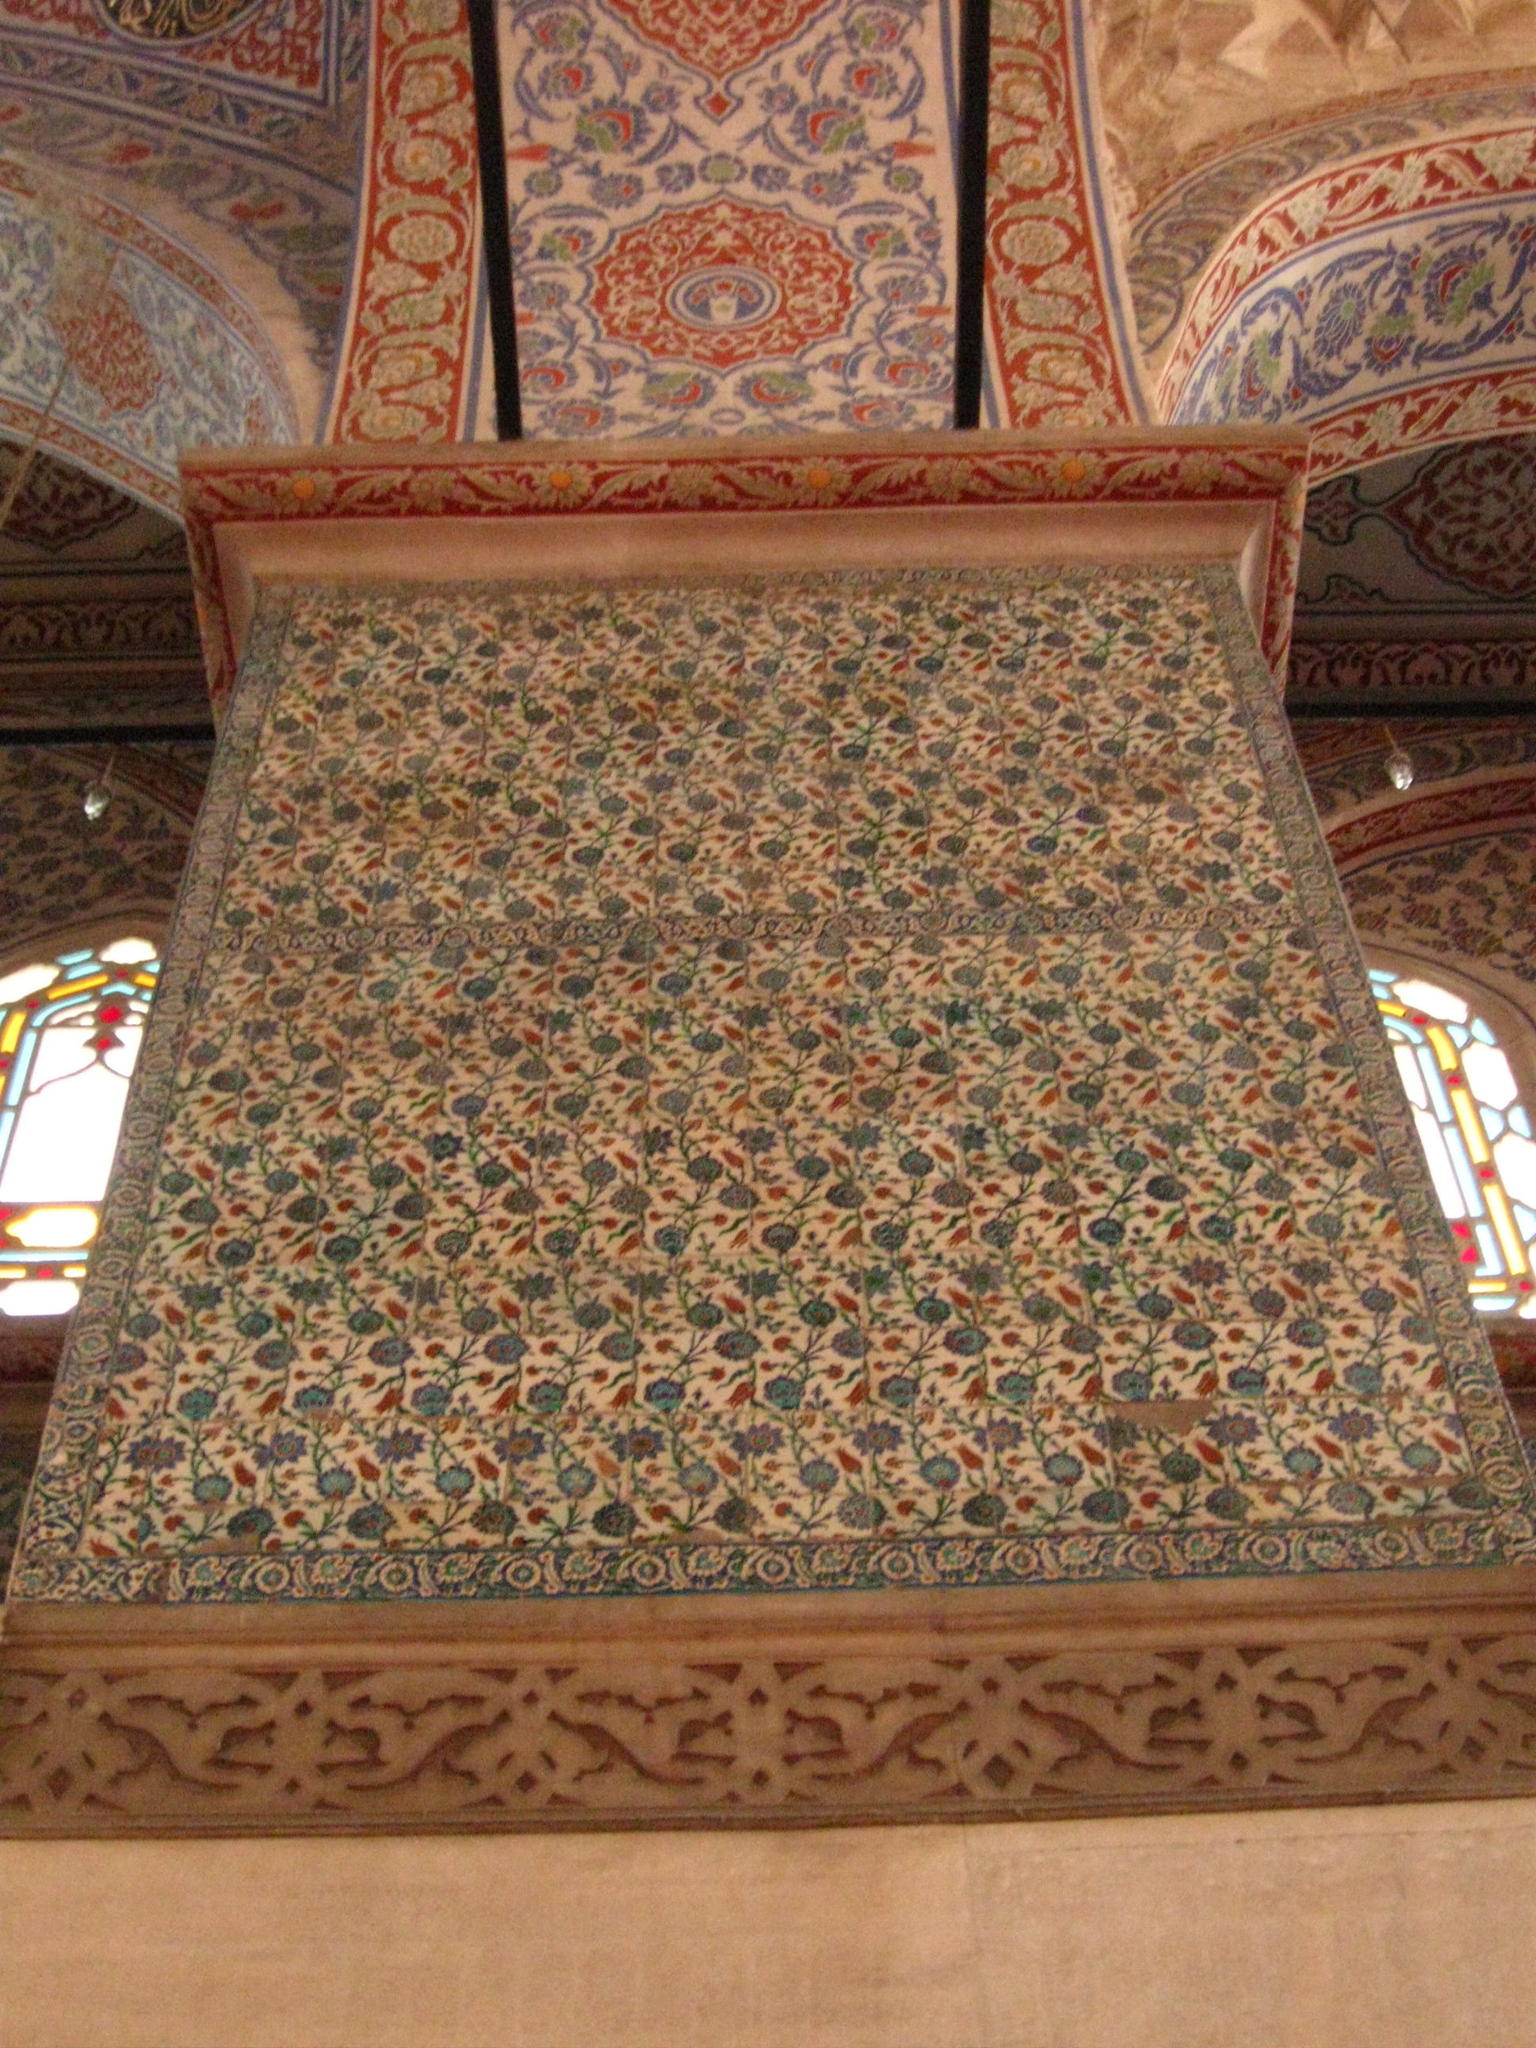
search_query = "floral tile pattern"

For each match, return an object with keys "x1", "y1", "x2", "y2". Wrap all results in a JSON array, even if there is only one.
[
  {"x1": 1343, "y1": 829, "x2": 1536, "y2": 995},
  {"x1": 15, "y1": 566, "x2": 1536, "y2": 1603},
  {"x1": 496, "y1": 0, "x2": 957, "y2": 439}
]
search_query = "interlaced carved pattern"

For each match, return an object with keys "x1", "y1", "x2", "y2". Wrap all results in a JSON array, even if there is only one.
[{"x1": 4, "y1": 1635, "x2": 1536, "y2": 1830}]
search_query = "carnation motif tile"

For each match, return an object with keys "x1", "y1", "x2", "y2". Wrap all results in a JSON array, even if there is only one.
[{"x1": 17, "y1": 563, "x2": 1536, "y2": 1600}]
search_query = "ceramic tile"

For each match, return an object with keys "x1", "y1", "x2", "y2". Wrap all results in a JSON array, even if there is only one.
[{"x1": 21, "y1": 564, "x2": 1535, "y2": 1602}]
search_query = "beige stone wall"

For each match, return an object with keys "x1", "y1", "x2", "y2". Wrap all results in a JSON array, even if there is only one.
[{"x1": 4, "y1": 1801, "x2": 1536, "y2": 2047}]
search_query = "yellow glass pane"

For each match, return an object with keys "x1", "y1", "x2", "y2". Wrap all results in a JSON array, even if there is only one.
[{"x1": 5, "y1": 1205, "x2": 99, "y2": 1249}]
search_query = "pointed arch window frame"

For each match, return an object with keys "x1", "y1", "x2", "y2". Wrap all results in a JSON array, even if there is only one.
[
  {"x1": 0, "y1": 928, "x2": 163, "y2": 1317},
  {"x1": 1367, "y1": 945, "x2": 1536, "y2": 1321}
]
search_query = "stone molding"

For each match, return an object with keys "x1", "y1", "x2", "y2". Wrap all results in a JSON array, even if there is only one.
[
  {"x1": 180, "y1": 427, "x2": 1309, "y2": 711},
  {"x1": 4, "y1": 1573, "x2": 1535, "y2": 1832}
]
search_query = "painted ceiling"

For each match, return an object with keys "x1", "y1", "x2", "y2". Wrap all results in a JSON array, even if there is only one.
[
  {"x1": 1125, "y1": 76, "x2": 1536, "y2": 366},
  {"x1": 0, "y1": 0, "x2": 1529, "y2": 726},
  {"x1": 492, "y1": 0, "x2": 960, "y2": 440},
  {"x1": 0, "y1": 0, "x2": 367, "y2": 393},
  {"x1": 0, "y1": 445, "x2": 176, "y2": 559},
  {"x1": 1297, "y1": 436, "x2": 1536, "y2": 639},
  {"x1": 0, "y1": 444, "x2": 202, "y2": 729}
]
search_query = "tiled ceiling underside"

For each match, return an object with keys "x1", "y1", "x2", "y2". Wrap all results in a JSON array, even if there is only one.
[
  {"x1": 1298, "y1": 436, "x2": 1536, "y2": 640},
  {"x1": 494, "y1": 0, "x2": 960, "y2": 439},
  {"x1": 0, "y1": 442, "x2": 205, "y2": 731},
  {"x1": 1289, "y1": 434, "x2": 1536, "y2": 710}
]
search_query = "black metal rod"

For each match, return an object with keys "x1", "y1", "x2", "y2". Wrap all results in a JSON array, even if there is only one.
[
  {"x1": 466, "y1": 0, "x2": 523, "y2": 440},
  {"x1": 0, "y1": 724, "x2": 215, "y2": 745},
  {"x1": 952, "y1": 0, "x2": 992, "y2": 430},
  {"x1": 1286, "y1": 700, "x2": 1536, "y2": 722}
]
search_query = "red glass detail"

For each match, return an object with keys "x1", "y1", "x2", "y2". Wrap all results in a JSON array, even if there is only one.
[
  {"x1": 1452, "y1": 1222, "x2": 1472, "y2": 1238},
  {"x1": 93, "y1": 1034, "x2": 116, "y2": 1051},
  {"x1": 1479, "y1": 1165, "x2": 1497, "y2": 1180},
  {"x1": 1446, "y1": 1072, "x2": 1464, "y2": 1086},
  {"x1": 1410, "y1": 1013, "x2": 1428, "y2": 1026},
  {"x1": 1461, "y1": 1249, "x2": 1479, "y2": 1264},
  {"x1": 99, "y1": 1004, "x2": 124, "y2": 1024},
  {"x1": 35, "y1": 1264, "x2": 54, "y2": 1279}
]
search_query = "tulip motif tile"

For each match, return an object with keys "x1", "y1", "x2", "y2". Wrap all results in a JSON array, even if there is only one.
[{"x1": 16, "y1": 566, "x2": 1535, "y2": 1603}]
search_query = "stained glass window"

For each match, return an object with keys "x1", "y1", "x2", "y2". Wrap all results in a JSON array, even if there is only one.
[
  {"x1": 0, "y1": 936, "x2": 160, "y2": 1318},
  {"x1": 1371, "y1": 963, "x2": 1536, "y2": 1318}
]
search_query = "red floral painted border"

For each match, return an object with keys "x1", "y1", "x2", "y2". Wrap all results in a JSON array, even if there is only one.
[
  {"x1": 1327, "y1": 771, "x2": 1536, "y2": 869},
  {"x1": 984, "y1": 0, "x2": 1147, "y2": 430},
  {"x1": 1162, "y1": 126, "x2": 1536, "y2": 406},
  {"x1": 323, "y1": 0, "x2": 481, "y2": 444},
  {"x1": 1308, "y1": 368, "x2": 1536, "y2": 484}
]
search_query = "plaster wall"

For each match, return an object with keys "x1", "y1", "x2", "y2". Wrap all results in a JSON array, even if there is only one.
[{"x1": 4, "y1": 1801, "x2": 1536, "y2": 2048}]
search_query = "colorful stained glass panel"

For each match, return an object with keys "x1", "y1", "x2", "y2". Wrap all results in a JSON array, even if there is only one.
[
  {"x1": 1371, "y1": 963, "x2": 1536, "y2": 1317},
  {"x1": 0, "y1": 941, "x2": 160, "y2": 1316}
]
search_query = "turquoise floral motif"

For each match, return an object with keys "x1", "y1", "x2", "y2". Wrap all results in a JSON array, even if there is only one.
[{"x1": 15, "y1": 566, "x2": 1536, "y2": 1603}]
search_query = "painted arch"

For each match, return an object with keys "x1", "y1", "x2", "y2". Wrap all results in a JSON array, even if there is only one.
[
  {"x1": 1158, "y1": 122, "x2": 1536, "y2": 480},
  {"x1": 0, "y1": 155, "x2": 297, "y2": 516}
]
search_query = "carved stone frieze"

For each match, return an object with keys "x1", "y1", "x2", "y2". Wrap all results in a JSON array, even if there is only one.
[{"x1": 4, "y1": 1626, "x2": 1536, "y2": 1832}]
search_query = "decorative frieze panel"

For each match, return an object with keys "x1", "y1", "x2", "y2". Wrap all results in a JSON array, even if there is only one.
[
  {"x1": 0, "y1": 594, "x2": 199, "y2": 666},
  {"x1": 4, "y1": 1627, "x2": 1536, "y2": 1831},
  {"x1": 1288, "y1": 643, "x2": 1536, "y2": 707}
]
